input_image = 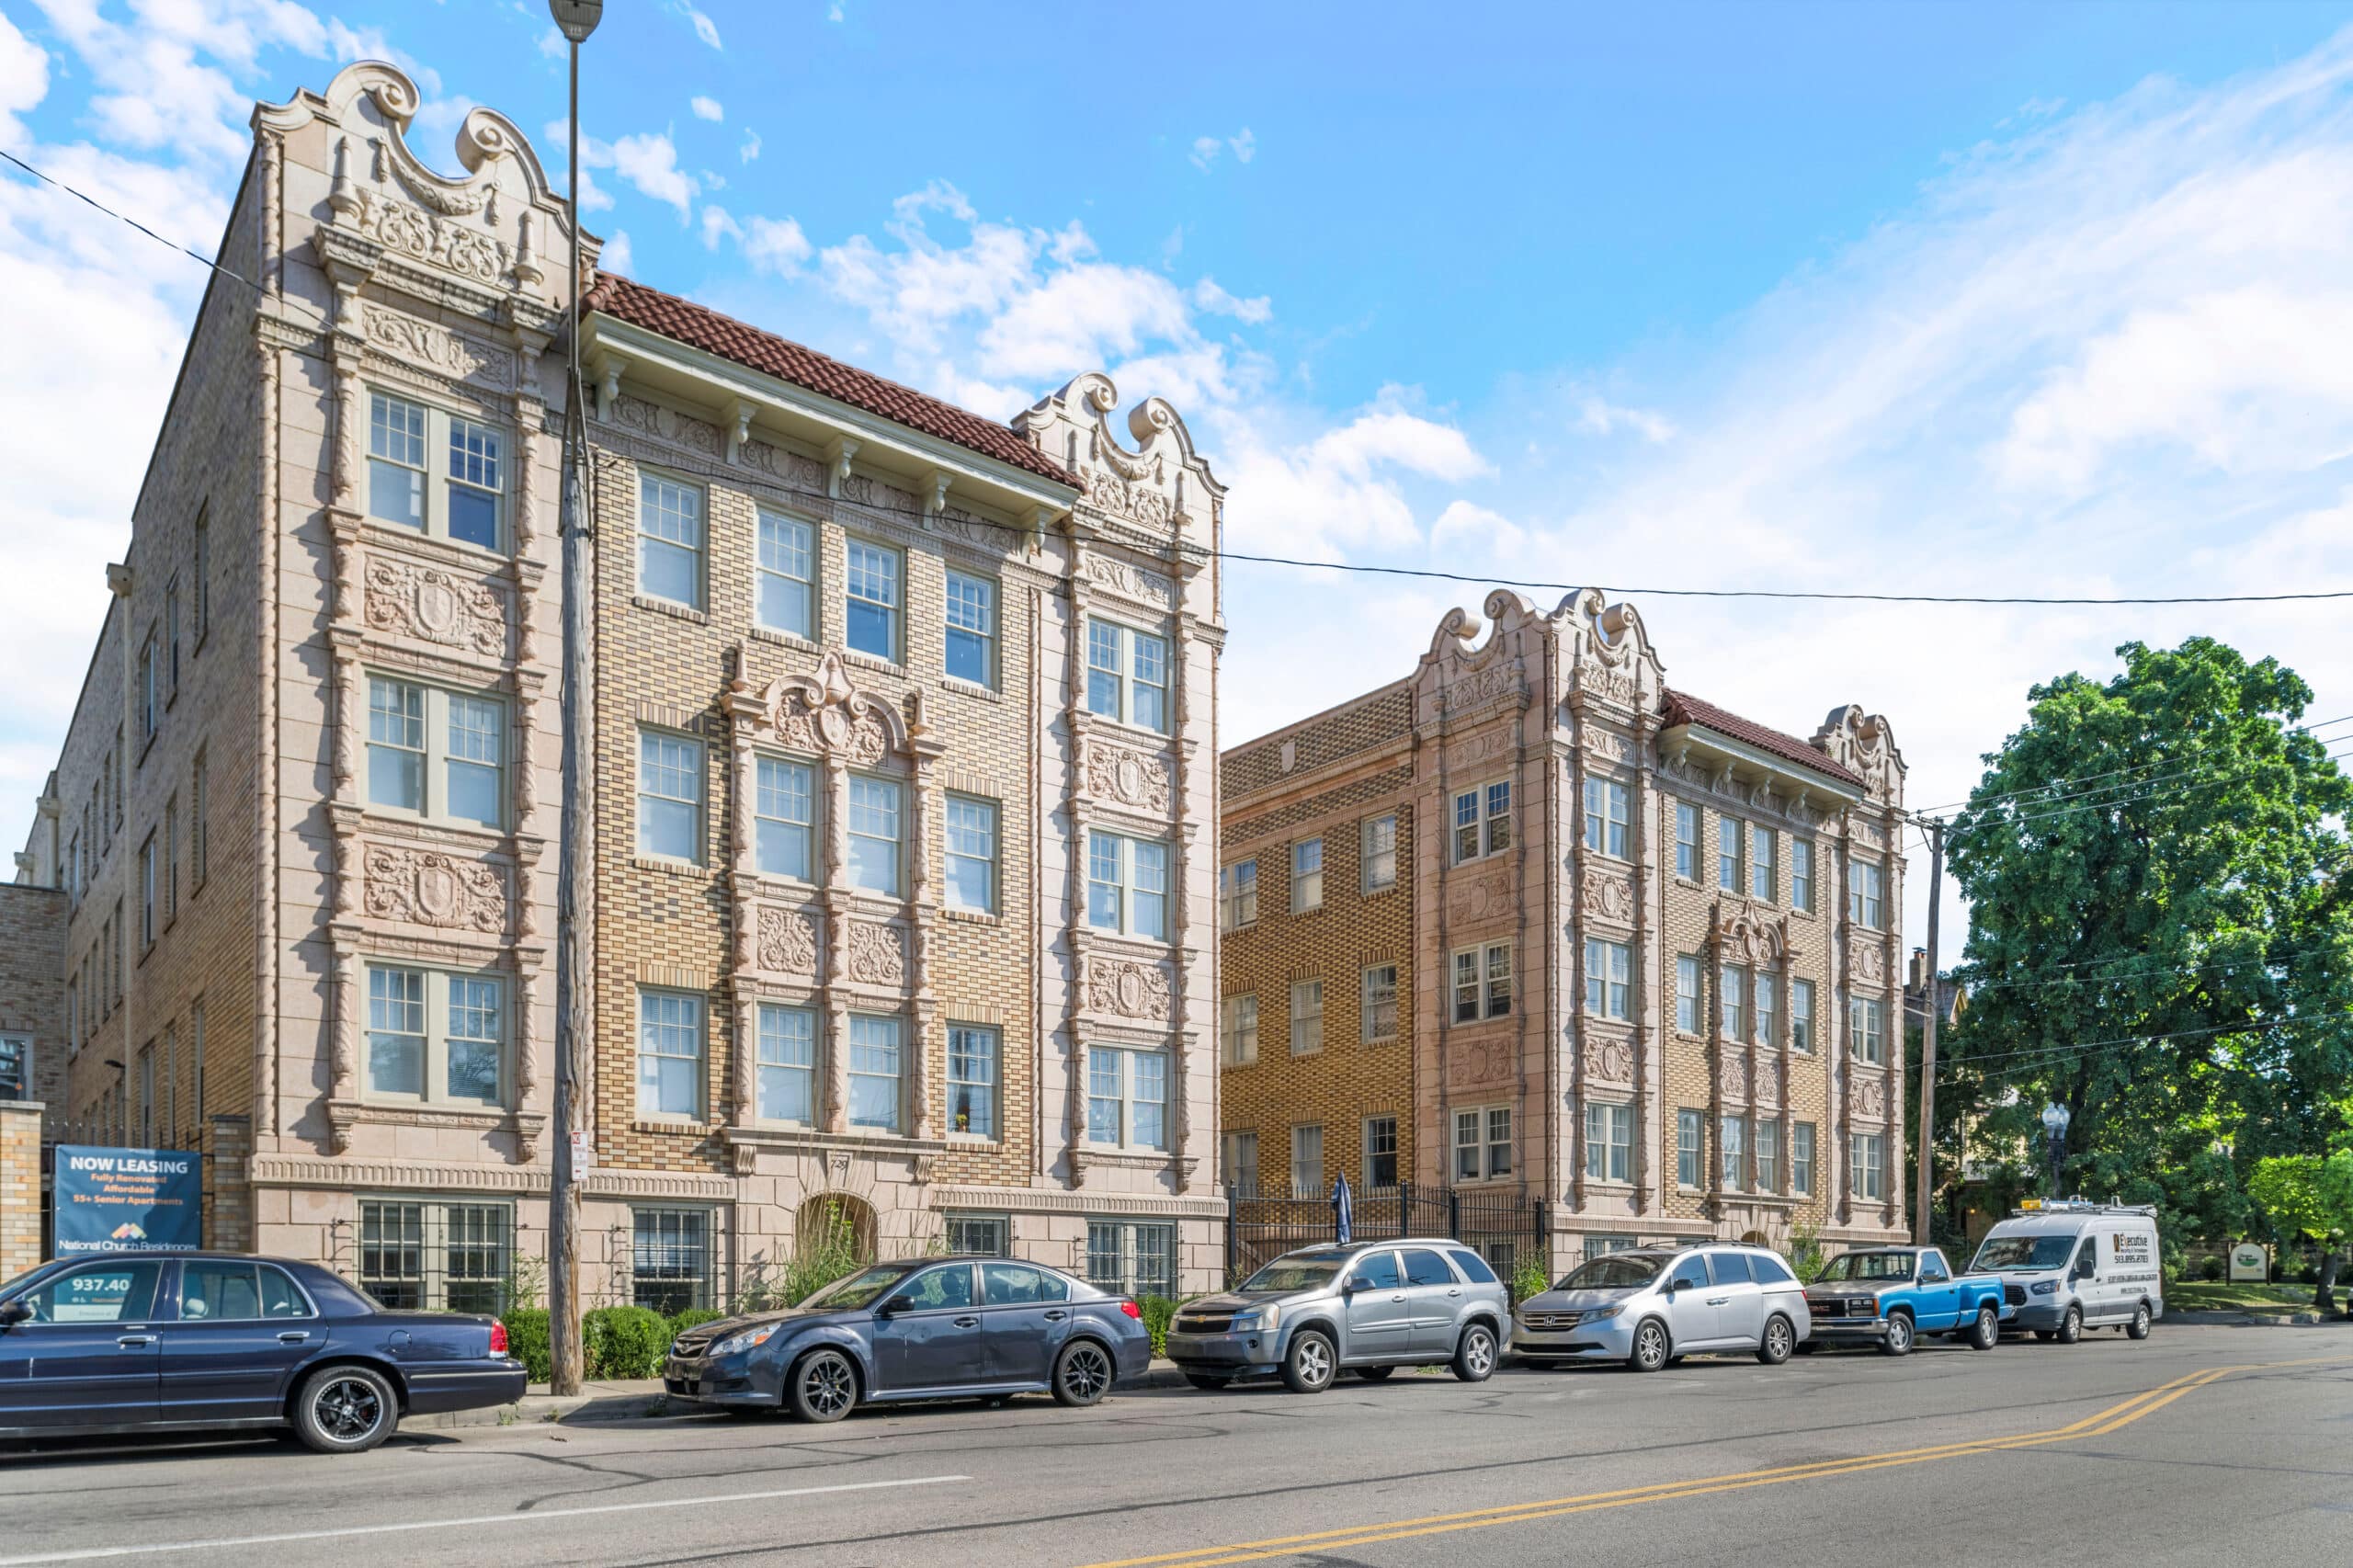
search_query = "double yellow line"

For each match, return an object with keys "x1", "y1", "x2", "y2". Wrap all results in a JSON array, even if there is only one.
[{"x1": 1079, "y1": 1357, "x2": 2344, "y2": 1568}]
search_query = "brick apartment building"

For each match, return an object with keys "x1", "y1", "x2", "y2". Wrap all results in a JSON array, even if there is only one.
[
  {"x1": 8, "y1": 61, "x2": 1227, "y2": 1305},
  {"x1": 1218, "y1": 589, "x2": 1912, "y2": 1269}
]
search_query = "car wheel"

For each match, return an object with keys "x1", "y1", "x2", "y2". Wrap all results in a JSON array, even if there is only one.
[
  {"x1": 1052, "y1": 1339, "x2": 1116, "y2": 1407},
  {"x1": 1281, "y1": 1329, "x2": 1337, "y2": 1393},
  {"x1": 1628, "y1": 1319, "x2": 1670, "y2": 1373},
  {"x1": 1756, "y1": 1314, "x2": 1795, "y2": 1366},
  {"x1": 2057, "y1": 1306, "x2": 2082, "y2": 1345},
  {"x1": 1183, "y1": 1372, "x2": 1233, "y2": 1392},
  {"x1": 292, "y1": 1365, "x2": 398, "y2": 1454},
  {"x1": 2126, "y1": 1302, "x2": 2152, "y2": 1341},
  {"x1": 1353, "y1": 1365, "x2": 1396, "y2": 1381},
  {"x1": 1880, "y1": 1311, "x2": 1915, "y2": 1357},
  {"x1": 1452, "y1": 1324, "x2": 1498, "y2": 1383},
  {"x1": 1968, "y1": 1305, "x2": 2000, "y2": 1351},
  {"x1": 788, "y1": 1347, "x2": 860, "y2": 1423}
]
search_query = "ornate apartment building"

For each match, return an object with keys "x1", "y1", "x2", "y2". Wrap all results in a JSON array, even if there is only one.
[
  {"x1": 1218, "y1": 590, "x2": 1911, "y2": 1268},
  {"x1": 9, "y1": 62, "x2": 1227, "y2": 1306}
]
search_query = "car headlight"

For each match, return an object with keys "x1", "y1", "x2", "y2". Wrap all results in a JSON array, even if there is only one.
[
  {"x1": 1584, "y1": 1304, "x2": 1622, "y2": 1322},
  {"x1": 2029, "y1": 1279, "x2": 2058, "y2": 1296},
  {"x1": 710, "y1": 1324, "x2": 782, "y2": 1358},
  {"x1": 1231, "y1": 1304, "x2": 1279, "y2": 1333}
]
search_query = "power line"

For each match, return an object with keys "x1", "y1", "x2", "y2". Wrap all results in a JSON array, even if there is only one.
[
  {"x1": 1947, "y1": 742, "x2": 2353, "y2": 836},
  {"x1": 1904, "y1": 714, "x2": 2353, "y2": 818},
  {"x1": 1929, "y1": 1006, "x2": 2353, "y2": 1077},
  {"x1": 13, "y1": 145, "x2": 2347, "y2": 616},
  {"x1": 1956, "y1": 937, "x2": 2350, "y2": 996}
]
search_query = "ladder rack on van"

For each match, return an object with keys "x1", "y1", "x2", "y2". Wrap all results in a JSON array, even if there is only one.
[{"x1": 2010, "y1": 1199, "x2": 2158, "y2": 1217}]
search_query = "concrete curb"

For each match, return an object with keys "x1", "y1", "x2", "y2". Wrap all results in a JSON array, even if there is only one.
[{"x1": 2164, "y1": 1308, "x2": 2336, "y2": 1326}]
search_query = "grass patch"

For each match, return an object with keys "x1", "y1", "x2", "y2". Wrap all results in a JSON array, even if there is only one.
[{"x1": 2167, "y1": 1281, "x2": 2324, "y2": 1315}]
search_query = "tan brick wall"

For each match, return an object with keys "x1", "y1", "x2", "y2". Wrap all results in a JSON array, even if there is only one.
[{"x1": 0, "y1": 1103, "x2": 41, "y2": 1275}]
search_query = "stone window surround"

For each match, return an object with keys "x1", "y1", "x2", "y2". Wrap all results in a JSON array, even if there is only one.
[
  {"x1": 364, "y1": 382, "x2": 514, "y2": 557},
  {"x1": 358, "y1": 959, "x2": 511, "y2": 1111}
]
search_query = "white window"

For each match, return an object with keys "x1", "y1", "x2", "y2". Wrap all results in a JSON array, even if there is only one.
[
  {"x1": 139, "y1": 835, "x2": 155, "y2": 949},
  {"x1": 1583, "y1": 778, "x2": 1629, "y2": 858},
  {"x1": 1454, "y1": 1105, "x2": 1512, "y2": 1181},
  {"x1": 1, "y1": 1035, "x2": 28, "y2": 1102},
  {"x1": 1086, "y1": 831, "x2": 1169, "y2": 939},
  {"x1": 1718, "y1": 817, "x2": 1742, "y2": 891},
  {"x1": 1676, "y1": 954, "x2": 1701, "y2": 1033},
  {"x1": 1290, "y1": 979, "x2": 1324, "y2": 1055},
  {"x1": 1222, "y1": 993, "x2": 1258, "y2": 1066},
  {"x1": 847, "y1": 775, "x2": 903, "y2": 895},
  {"x1": 948, "y1": 1025, "x2": 997, "y2": 1138},
  {"x1": 1584, "y1": 1100, "x2": 1631, "y2": 1183},
  {"x1": 366, "y1": 964, "x2": 503, "y2": 1105},
  {"x1": 1290, "y1": 837, "x2": 1324, "y2": 913},
  {"x1": 637, "y1": 473, "x2": 703, "y2": 608},
  {"x1": 1085, "y1": 619, "x2": 1170, "y2": 733},
  {"x1": 1792, "y1": 978, "x2": 1816, "y2": 1052},
  {"x1": 1362, "y1": 1116, "x2": 1399, "y2": 1187},
  {"x1": 1722, "y1": 1114, "x2": 1746, "y2": 1190},
  {"x1": 366, "y1": 678, "x2": 506, "y2": 829},
  {"x1": 1850, "y1": 994, "x2": 1885, "y2": 1063},
  {"x1": 1849, "y1": 1132, "x2": 1885, "y2": 1199},
  {"x1": 945, "y1": 571, "x2": 995, "y2": 687},
  {"x1": 368, "y1": 391, "x2": 426, "y2": 530},
  {"x1": 1721, "y1": 965, "x2": 1749, "y2": 1040},
  {"x1": 1219, "y1": 859, "x2": 1257, "y2": 930},
  {"x1": 1793, "y1": 1122, "x2": 1816, "y2": 1195},
  {"x1": 845, "y1": 540, "x2": 902, "y2": 661},
  {"x1": 754, "y1": 756, "x2": 814, "y2": 881},
  {"x1": 191, "y1": 752, "x2": 208, "y2": 891},
  {"x1": 847, "y1": 1014, "x2": 903, "y2": 1132},
  {"x1": 1790, "y1": 838, "x2": 1815, "y2": 914},
  {"x1": 139, "y1": 636, "x2": 157, "y2": 741},
  {"x1": 1453, "y1": 943, "x2": 1512, "y2": 1023},
  {"x1": 1756, "y1": 972, "x2": 1778, "y2": 1047},
  {"x1": 755, "y1": 1003, "x2": 815, "y2": 1124},
  {"x1": 1360, "y1": 813, "x2": 1397, "y2": 891},
  {"x1": 946, "y1": 1214, "x2": 1009, "y2": 1256},
  {"x1": 358, "y1": 1199, "x2": 516, "y2": 1313},
  {"x1": 1675, "y1": 801, "x2": 1699, "y2": 879},
  {"x1": 1751, "y1": 824, "x2": 1776, "y2": 903},
  {"x1": 944, "y1": 794, "x2": 997, "y2": 914},
  {"x1": 1086, "y1": 1221, "x2": 1176, "y2": 1300},
  {"x1": 1755, "y1": 1119, "x2": 1781, "y2": 1193},
  {"x1": 1677, "y1": 1108, "x2": 1704, "y2": 1188},
  {"x1": 1849, "y1": 858, "x2": 1886, "y2": 929},
  {"x1": 445, "y1": 415, "x2": 504, "y2": 550},
  {"x1": 1223, "y1": 1131, "x2": 1260, "y2": 1197},
  {"x1": 637, "y1": 731, "x2": 702, "y2": 862},
  {"x1": 1451, "y1": 780, "x2": 1512, "y2": 864},
  {"x1": 1290, "y1": 1124, "x2": 1324, "y2": 1197},
  {"x1": 756, "y1": 509, "x2": 814, "y2": 638},
  {"x1": 631, "y1": 1207, "x2": 713, "y2": 1313},
  {"x1": 636, "y1": 990, "x2": 703, "y2": 1119},
  {"x1": 1361, "y1": 963, "x2": 1398, "y2": 1042},
  {"x1": 1585, "y1": 937, "x2": 1631, "y2": 1019},
  {"x1": 1086, "y1": 1045, "x2": 1167, "y2": 1150}
]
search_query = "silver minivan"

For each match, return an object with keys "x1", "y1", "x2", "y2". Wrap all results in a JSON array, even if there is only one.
[{"x1": 1509, "y1": 1244, "x2": 1813, "y2": 1371}]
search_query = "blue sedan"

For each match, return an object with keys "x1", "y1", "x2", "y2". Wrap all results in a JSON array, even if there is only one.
[
  {"x1": 0, "y1": 1251, "x2": 526, "y2": 1452},
  {"x1": 665, "y1": 1256, "x2": 1152, "y2": 1422}
]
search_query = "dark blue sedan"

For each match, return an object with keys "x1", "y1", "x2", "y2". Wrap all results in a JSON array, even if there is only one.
[
  {"x1": 0, "y1": 1251, "x2": 526, "y2": 1452},
  {"x1": 665, "y1": 1256, "x2": 1151, "y2": 1422}
]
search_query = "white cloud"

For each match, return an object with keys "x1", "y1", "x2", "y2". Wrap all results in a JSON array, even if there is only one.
[
  {"x1": 1190, "y1": 127, "x2": 1256, "y2": 172},
  {"x1": 690, "y1": 95, "x2": 723, "y2": 122},
  {"x1": 1430, "y1": 499, "x2": 1525, "y2": 556},
  {"x1": 0, "y1": 10, "x2": 49, "y2": 147},
  {"x1": 673, "y1": 1, "x2": 722, "y2": 50},
  {"x1": 1573, "y1": 394, "x2": 1676, "y2": 444},
  {"x1": 598, "y1": 228, "x2": 634, "y2": 276},
  {"x1": 1218, "y1": 394, "x2": 1491, "y2": 560},
  {"x1": 1193, "y1": 277, "x2": 1273, "y2": 324},
  {"x1": 537, "y1": 26, "x2": 566, "y2": 62},
  {"x1": 556, "y1": 128, "x2": 701, "y2": 222},
  {"x1": 1230, "y1": 127, "x2": 1256, "y2": 164},
  {"x1": 740, "y1": 128, "x2": 762, "y2": 163}
]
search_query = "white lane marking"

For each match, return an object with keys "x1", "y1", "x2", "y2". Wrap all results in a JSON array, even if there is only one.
[{"x1": 0, "y1": 1473, "x2": 971, "y2": 1564}]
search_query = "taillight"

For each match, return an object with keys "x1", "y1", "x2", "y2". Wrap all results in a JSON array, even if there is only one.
[
  {"x1": 1120, "y1": 1299, "x2": 1142, "y2": 1320},
  {"x1": 490, "y1": 1320, "x2": 510, "y2": 1355}
]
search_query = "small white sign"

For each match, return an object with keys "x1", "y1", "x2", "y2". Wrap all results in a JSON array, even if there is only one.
[
  {"x1": 570, "y1": 1131, "x2": 597, "y2": 1171},
  {"x1": 2228, "y1": 1242, "x2": 2268, "y2": 1282}
]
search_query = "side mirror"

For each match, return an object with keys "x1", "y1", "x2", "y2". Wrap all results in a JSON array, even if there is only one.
[
  {"x1": 880, "y1": 1294, "x2": 914, "y2": 1316},
  {"x1": 0, "y1": 1300, "x2": 28, "y2": 1328},
  {"x1": 1341, "y1": 1277, "x2": 1364, "y2": 1295}
]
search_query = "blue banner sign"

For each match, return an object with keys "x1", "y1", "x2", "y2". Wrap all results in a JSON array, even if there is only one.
[{"x1": 53, "y1": 1146, "x2": 203, "y2": 1254}]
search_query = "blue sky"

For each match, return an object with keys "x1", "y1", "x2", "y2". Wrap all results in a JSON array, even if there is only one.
[{"x1": 5, "y1": 0, "x2": 2353, "y2": 956}]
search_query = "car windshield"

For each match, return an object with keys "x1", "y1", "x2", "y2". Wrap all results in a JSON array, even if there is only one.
[
  {"x1": 1814, "y1": 1250, "x2": 1915, "y2": 1283},
  {"x1": 1241, "y1": 1256, "x2": 1344, "y2": 1292},
  {"x1": 1552, "y1": 1254, "x2": 1665, "y2": 1290},
  {"x1": 800, "y1": 1263, "x2": 917, "y2": 1311},
  {"x1": 1972, "y1": 1234, "x2": 2076, "y2": 1271}
]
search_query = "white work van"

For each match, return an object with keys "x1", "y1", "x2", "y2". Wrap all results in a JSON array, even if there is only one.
[{"x1": 1967, "y1": 1201, "x2": 2164, "y2": 1343}]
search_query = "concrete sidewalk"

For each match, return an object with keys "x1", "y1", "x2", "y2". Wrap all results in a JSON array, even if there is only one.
[{"x1": 407, "y1": 1358, "x2": 1197, "y2": 1430}]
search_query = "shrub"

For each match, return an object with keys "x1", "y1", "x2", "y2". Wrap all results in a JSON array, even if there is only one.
[
  {"x1": 1509, "y1": 1257, "x2": 1550, "y2": 1307},
  {"x1": 2198, "y1": 1256, "x2": 2225, "y2": 1282},
  {"x1": 1784, "y1": 1221, "x2": 1826, "y2": 1283},
  {"x1": 503, "y1": 1307, "x2": 552, "y2": 1385},
  {"x1": 583, "y1": 1306, "x2": 671, "y2": 1380},
  {"x1": 771, "y1": 1198, "x2": 870, "y2": 1309},
  {"x1": 1137, "y1": 1295, "x2": 1177, "y2": 1359}
]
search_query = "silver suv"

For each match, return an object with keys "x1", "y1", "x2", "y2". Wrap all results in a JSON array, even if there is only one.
[
  {"x1": 1164, "y1": 1240, "x2": 1512, "y2": 1393},
  {"x1": 1509, "y1": 1243, "x2": 1813, "y2": 1371}
]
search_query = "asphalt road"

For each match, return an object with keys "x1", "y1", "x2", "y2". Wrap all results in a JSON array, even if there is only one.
[{"x1": 0, "y1": 1324, "x2": 2346, "y2": 1567}]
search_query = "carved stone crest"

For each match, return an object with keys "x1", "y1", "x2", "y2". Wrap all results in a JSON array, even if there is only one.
[
  {"x1": 1714, "y1": 902, "x2": 1791, "y2": 968},
  {"x1": 348, "y1": 190, "x2": 513, "y2": 285},
  {"x1": 1857, "y1": 1076, "x2": 1889, "y2": 1119},
  {"x1": 1583, "y1": 1036, "x2": 1634, "y2": 1085},
  {"x1": 1086, "y1": 957, "x2": 1173, "y2": 1022},
  {"x1": 1583, "y1": 866, "x2": 1635, "y2": 926},
  {"x1": 1583, "y1": 725, "x2": 1631, "y2": 761},
  {"x1": 1852, "y1": 944, "x2": 1887, "y2": 983},
  {"x1": 1086, "y1": 741, "x2": 1172, "y2": 814},
  {"x1": 737, "y1": 650, "x2": 910, "y2": 765},
  {"x1": 1084, "y1": 551, "x2": 1176, "y2": 607},
  {"x1": 365, "y1": 306, "x2": 509, "y2": 386},
  {"x1": 1430, "y1": 661, "x2": 1518, "y2": 720},
  {"x1": 363, "y1": 846, "x2": 505, "y2": 933},
  {"x1": 1447, "y1": 869, "x2": 1513, "y2": 925},
  {"x1": 756, "y1": 908, "x2": 818, "y2": 974},
  {"x1": 1446, "y1": 1037, "x2": 1508, "y2": 1088},
  {"x1": 845, "y1": 921, "x2": 906, "y2": 986},
  {"x1": 365, "y1": 559, "x2": 506, "y2": 657},
  {"x1": 1718, "y1": 1051, "x2": 1753, "y2": 1101}
]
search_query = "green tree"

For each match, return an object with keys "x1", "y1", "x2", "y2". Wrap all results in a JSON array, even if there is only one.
[
  {"x1": 2245, "y1": 1151, "x2": 2353, "y2": 1315},
  {"x1": 1943, "y1": 638, "x2": 2353, "y2": 1240}
]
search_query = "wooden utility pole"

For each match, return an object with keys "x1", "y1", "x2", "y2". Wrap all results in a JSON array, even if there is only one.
[{"x1": 1913, "y1": 815, "x2": 1945, "y2": 1246}]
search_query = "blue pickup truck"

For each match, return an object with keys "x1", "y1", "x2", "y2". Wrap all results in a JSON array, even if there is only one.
[{"x1": 1799, "y1": 1246, "x2": 2010, "y2": 1355}]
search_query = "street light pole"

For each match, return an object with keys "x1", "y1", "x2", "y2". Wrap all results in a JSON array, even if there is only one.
[
  {"x1": 1913, "y1": 815, "x2": 1944, "y2": 1245},
  {"x1": 2040, "y1": 1101, "x2": 2071, "y2": 1201},
  {"x1": 547, "y1": 0, "x2": 602, "y2": 1400}
]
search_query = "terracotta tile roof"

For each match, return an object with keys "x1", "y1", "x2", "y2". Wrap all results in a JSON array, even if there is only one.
[
  {"x1": 1660, "y1": 688, "x2": 1864, "y2": 790},
  {"x1": 580, "y1": 272, "x2": 1075, "y2": 486}
]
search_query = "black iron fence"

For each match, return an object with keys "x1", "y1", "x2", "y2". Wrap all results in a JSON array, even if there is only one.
[{"x1": 1224, "y1": 1183, "x2": 1548, "y2": 1287}]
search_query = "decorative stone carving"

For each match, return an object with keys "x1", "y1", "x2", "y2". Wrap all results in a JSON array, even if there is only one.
[
  {"x1": 1447, "y1": 868, "x2": 1514, "y2": 925},
  {"x1": 1758, "y1": 1057, "x2": 1787, "y2": 1106},
  {"x1": 845, "y1": 921, "x2": 906, "y2": 986},
  {"x1": 1718, "y1": 1051, "x2": 1752, "y2": 1101},
  {"x1": 348, "y1": 189, "x2": 513, "y2": 285},
  {"x1": 365, "y1": 558, "x2": 507, "y2": 656},
  {"x1": 1582, "y1": 867, "x2": 1636, "y2": 926},
  {"x1": 1813, "y1": 705, "x2": 1906, "y2": 802},
  {"x1": 738, "y1": 438, "x2": 830, "y2": 493},
  {"x1": 756, "y1": 908, "x2": 818, "y2": 975},
  {"x1": 1584, "y1": 1036, "x2": 1634, "y2": 1085},
  {"x1": 1574, "y1": 661, "x2": 1640, "y2": 709},
  {"x1": 1086, "y1": 741, "x2": 1173, "y2": 814},
  {"x1": 363, "y1": 846, "x2": 506, "y2": 933},
  {"x1": 1431, "y1": 661, "x2": 1518, "y2": 720},
  {"x1": 1017, "y1": 372, "x2": 1221, "y2": 535},
  {"x1": 1583, "y1": 725, "x2": 1631, "y2": 761},
  {"x1": 933, "y1": 505, "x2": 1001, "y2": 548},
  {"x1": 1857, "y1": 1076, "x2": 1889, "y2": 1119},
  {"x1": 1445, "y1": 1037, "x2": 1509, "y2": 1088},
  {"x1": 365, "y1": 306, "x2": 510, "y2": 386},
  {"x1": 1445, "y1": 729, "x2": 1511, "y2": 772},
  {"x1": 1714, "y1": 902, "x2": 1791, "y2": 967},
  {"x1": 1852, "y1": 944, "x2": 1887, "y2": 983},
  {"x1": 610, "y1": 392, "x2": 722, "y2": 457},
  {"x1": 1084, "y1": 551, "x2": 1176, "y2": 607},
  {"x1": 740, "y1": 650, "x2": 910, "y2": 765},
  {"x1": 1086, "y1": 957, "x2": 1174, "y2": 1022}
]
